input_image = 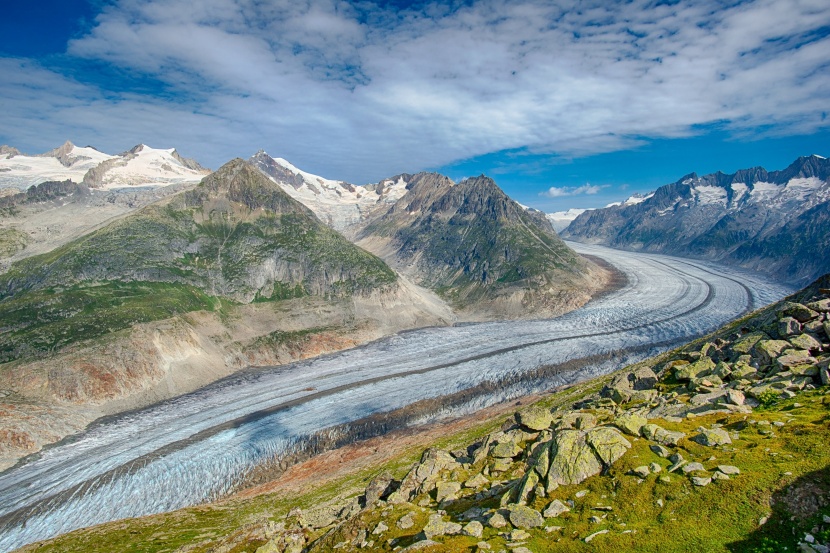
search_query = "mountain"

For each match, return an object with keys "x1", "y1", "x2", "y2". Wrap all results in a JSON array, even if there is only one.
[
  {"x1": 562, "y1": 155, "x2": 830, "y2": 284},
  {"x1": 249, "y1": 151, "x2": 408, "y2": 232},
  {"x1": 0, "y1": 141, "x2": 209, "y2": 190},
  {"x1": 0, "y1": 159, "x2": 453, "y2": 469},
  {"x1": 356, "y1": 172, "x2": 608, "y2": 319},
  {"x1": 546, "y1": 208, "x2": 591, "y2": 232}
]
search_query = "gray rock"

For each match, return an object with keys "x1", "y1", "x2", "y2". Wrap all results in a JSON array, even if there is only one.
[
  {"x1": 586, "y1": 426, "x2": 632, "y2": 466},
  {"x1": 543, "y1": 499, "x2": 571, "y2": 518},
  {"x1": 397, "y1": 513, "x2": 415, "y2": 529},
  {"x1": 649, "y1": 462, "x2": 663, "y2": 473},
  {"x1": 782, "y1": 302, "x2": 819, "y2": 323},
  {"x1": 517, "y1": 407, "x2": 553, "y2": 431},
  {"x1": 790, "y1": 333, "x2": 822, "y2": 352},
  {"x1": 422, "y1": 513, "x2": 462, "y2": 539},
  {"x1": 754, "y1": 340, "x2": 793, "y2": 364},
  {"x1": 641, "y1": 423, "x2": 686, "y2": 446},
  {"x1": 365, "y1": 470, "x2": 396, "y2": 506},
  {"x1": 717, "y1": 465, "x2": 740, "y2": 475},
  {"x1": 632, "y1": 465, "x2": 650, "y2": 478},
  {"x1": 693, "y1": 427, "x2": 732, "y2": 446},
  {"x1": 614, "y1": 412, "x2": 648, "y2": 436},
  {"x1": 509, "y1": 505, "x2": 545, "y2": 528},
  {"x1": 558, "y1": 412, "x2": 598, "y2": 430},
  {"x1": 779, "y1": 317, "x2": 802, "y2": 336},
  {"x1": 400, "y1": 539, "x2": 439, "y2": 552},
  {"x1": 650, "y1": 444, "x2": 671, "y2": 458},
  {"x1": 675, "y1": 358, "x2": 715, "y2": 381},
  {"x1": 691, "y1": 476, "x2": 712, "y2": 486},
  {"x1": 487, "y1": 512, "x2": 508, "y2": 528},
  {"x1": 585, "y1": 529, "x2": 609, "y2": 542},
  {"x1": 435, "y1": 481, "x2": 461, "y2": 503},
  {"x1": 463, "y1": 521, "x2": 484, "y2": 538},
  {"x1": 725, "y1": 389, "x2": 746, "y2": 406},
  {"x1": 465, "y1": 473, "x2": 490, "y2": 489},
  {"x1": 712, "y1": 471, "x2": 730, "y2": 480},
  {"x1": 681, "y1": 462, "x2": 706, "y2": 473}
]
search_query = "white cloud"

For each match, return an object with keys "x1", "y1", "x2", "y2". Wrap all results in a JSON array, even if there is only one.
[
  {"x1": 540, "y1": 184, "x2": 608, "y2": 198},
  {"x1": 0, "y1": 0, "x2": 829, "y2": 182}
]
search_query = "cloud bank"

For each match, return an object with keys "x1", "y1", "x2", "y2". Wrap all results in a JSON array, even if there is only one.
[
  {"x1": 541, "y1": 184, "x2": 608, "y2": 198},
  {"x1": 1, "y1": 0, "x2": 829, "y2": 183}
]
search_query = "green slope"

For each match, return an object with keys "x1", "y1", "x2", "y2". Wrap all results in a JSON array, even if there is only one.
[
  {"x1": 0, "y1": 159, "x2": 396, "y2": 364},
  {"x1": 360, "y1": 173, "x2": 593, "y2": 309}
]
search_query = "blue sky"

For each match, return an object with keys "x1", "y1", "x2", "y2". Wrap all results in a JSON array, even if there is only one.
[{"x1": 1, "y1": 0, "x2": 828, "y2": 212}]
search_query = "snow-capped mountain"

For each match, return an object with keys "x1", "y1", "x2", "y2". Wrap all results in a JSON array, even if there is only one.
[
  {"x1": 546, "y1": 208, "x2": 591, "y2": 232},
  {"x1": 0, "y1": 141, "x2": 209, "y2": 190},
  {"x1": 562, "y1": 154, "x2": 830, "y2": 283},
  {"x1": 249, "y1": 151, "x2": 409, "y2": 231}
]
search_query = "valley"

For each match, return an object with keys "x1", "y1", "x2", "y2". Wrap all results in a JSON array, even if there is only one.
[{"x1": 0, "y1": 242, "x2": 790, "y2": 551}]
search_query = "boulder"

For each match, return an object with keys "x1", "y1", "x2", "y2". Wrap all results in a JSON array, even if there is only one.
[
  {"x1": 614, "y1": 412, "x2": 648, "y2": 436},
  {"x1": 464, "y1": 473, "x2": 489, "y2": 489},
  {"x1": 777, "y1": 352, "x2": 816, "y2": 372},
  {"x1": 712, "y1": 362, "x2": 733, "y2": 380},
  {"x1": 365, "y1": 470, "x2": 396, "y2": 506},
  {"x1": 435, "y1": 481, "x2": 461, "y2": 503},
  {"x1": 779, "y1": 317, "x2": 801, "y2": 336},
  {"x1": 516, "y1": 470, "x2": 540, "y2": 505},
  {"x1": 546, "y1": 430, "x2": 603, "y2": 489},
  {"x1": 807, "y1": 299, "x2": 830, "y2": 313},
  {"x1": 717, "y1": 465, "x2": 740, "y2": 475},
  {"x1": 681, "y1": 462, "x2": 706, "y2": 473},
  {"x1": 641, "y1": 423, "x2": 685, "y2": 446},
  {"x1": 675, "y1": 358, "x2": 715, "y2": 381},
  {"x1": 397, "y1": 513, "x2": 415, "y2": 529},
  {"x1": 487, "y1": 512, "x2": 508, "y2": 528},
  {"x1": 693, "y1": 427, "x2": 732, "y2": 447},
  {"x1": 586, "y1": 426, "x2": 632, "y2": 466},
  {"x1": 509, "y1": 505, "x2": 545, "y2": 528},
  {"x1": 422, "y1": 514, "x2": 462, "y2": 539},
  {"x1": 542, "y1": 499, "x2": 570, "y2": 518},
  {"x1": 725, "y1": 389, "x2": 746, "y2": 406},
  {"x1": 517, "y1": 407, "x2": 553, "y2": 431},
  {"x1": 631, "y1": 465, "x2": 650, "y2": 478},
  {"x1": 462, "y1": 521, "x2": 484, "y2": 538},
  {"x1": 754, "y1": 340, "x2": 793, "y2": 364},
  {"x1": 558, "y1": 412, "x2": 597, "y2": 430},
  {"x1": 691, "y1": 476, "x2": 712, "y2": 487},
  {"x1": 650, "y1": 444, "x2": 671, "y2": 458},
  {"x1": 781, "y1": 302, "x2": 819, "y2": 323},
  {"x1": 730, "y1": 332, "x2": 769, "y2": 356},
  {"x1": 491, "y1": 440, "x2": 523, "y2": 459},
  {"x1": 790, "y1": 334, "x2": 822, "y2": 352}
]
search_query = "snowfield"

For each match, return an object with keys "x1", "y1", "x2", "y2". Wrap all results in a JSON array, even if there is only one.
[{"x1": 0, "y1": 243, "x2": 792, "y2": 551}]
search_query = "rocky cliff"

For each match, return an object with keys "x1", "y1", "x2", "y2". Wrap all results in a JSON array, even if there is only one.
[
  {"x1": 356, "y1": 173, "x2": 608, "y2": 320},
  {"x1": 562, "y1": 155, "x2": 830, "y2": 285}
]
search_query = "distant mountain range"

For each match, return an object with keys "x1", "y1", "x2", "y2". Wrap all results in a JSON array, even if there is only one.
[
  {"x1": 0, "y1": 141, "x2": 209, "y2": 190},
  {"x1": 562, "y1": 154, "x2": 830, "y2": 284}
]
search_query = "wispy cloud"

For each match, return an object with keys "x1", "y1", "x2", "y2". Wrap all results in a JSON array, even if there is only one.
[
  {"x1": 0, "y1": 0, "x2": 829, "y2": 183},
  {"x1": 540, "y1": 183, "x2": 608, "y2": 198}
]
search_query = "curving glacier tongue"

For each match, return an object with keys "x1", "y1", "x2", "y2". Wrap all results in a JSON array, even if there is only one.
[{"x1": 0, "y1": 243, "x2": 792, "y2": 552}]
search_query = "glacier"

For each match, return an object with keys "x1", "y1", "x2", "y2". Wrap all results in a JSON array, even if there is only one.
[{"x1": 0, "y1": 243, "x2": 792, "y2": 552}]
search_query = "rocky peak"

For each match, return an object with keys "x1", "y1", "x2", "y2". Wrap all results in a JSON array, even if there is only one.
[
  {"x1": 171, "y1": 149, "x2": 209, "y2": 172},
  {"x1": 37, "y1": 140, "x2": 77, "y2": 167},
  {"x1": 187, "y1": 158, "x2": 316, "y2": 218},
  {"x1": 0, "y1": 145, "x2": 21, "y2": 159}
]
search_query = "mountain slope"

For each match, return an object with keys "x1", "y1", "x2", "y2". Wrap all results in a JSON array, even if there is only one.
[
  {"x1": 249, "y1": 151, "x2": 408, "y2": 232},
  {"x1": 562, "y1": 155, "x2": 830, "y2": 284},
  {"x1": 356, "y1": 172, "x2": 607, "y2": 319},
  {"x1": 0, "y1": 141, "x2": 209, "y2": 190},
  {"x1": 0, "y1": 159, "x2": 454, "y2": 469}
]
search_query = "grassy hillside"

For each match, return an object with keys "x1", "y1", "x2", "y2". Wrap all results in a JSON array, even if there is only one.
[
  {"x1": 359, "y1": 173, "x2": 600, "y2": 315},
  {"x1": 0, "y1": 159, "x2": 396, "y2": 365}
]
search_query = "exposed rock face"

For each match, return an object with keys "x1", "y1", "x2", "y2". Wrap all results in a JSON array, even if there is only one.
[
  {"x1": 563, "y1": 155, "x2": 830, "y2": 284},
  {"x1": 356, "y1": 173, "x2": 608, "y2": 320}
]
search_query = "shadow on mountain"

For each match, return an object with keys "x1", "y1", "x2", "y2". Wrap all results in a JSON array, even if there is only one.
[{"x1": 726, "y1": 464, "x2": 830, "y2": 552}]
